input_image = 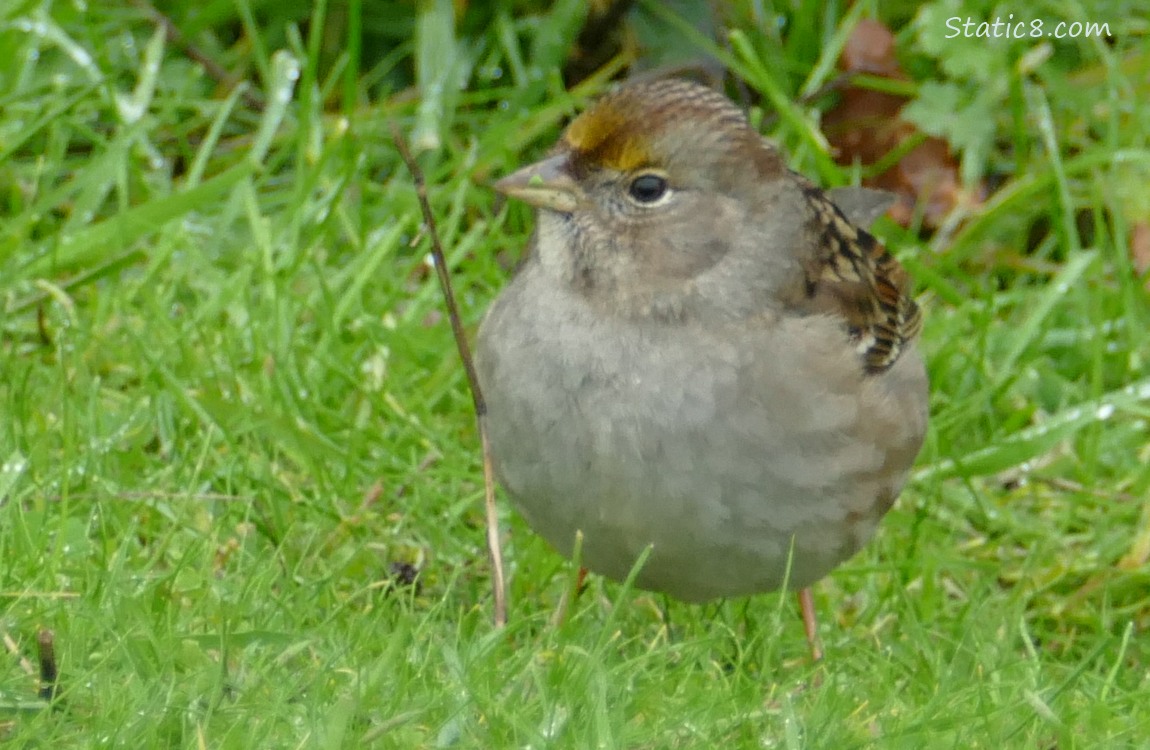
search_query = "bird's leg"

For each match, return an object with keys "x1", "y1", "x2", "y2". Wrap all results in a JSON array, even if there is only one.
[
  {"x1": 798, "y1": 588, "x2": 824, "y2": 661},
  {"x1": 551, "y1": 566, "x2": 589, "y2": 626}
]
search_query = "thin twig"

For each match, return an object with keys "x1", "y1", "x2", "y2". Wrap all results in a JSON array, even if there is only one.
[
  {"x1": 391, "y1": 124, "x2": 508, "y2": 627},
  {"x1": 131, "y1": 0, "x2": 265, "y2": 111},
  {"x1": 390, "y1": 131, "x2": 486, "y2": 419},
  {"x1": 478, "y1": 429, "x2": 506, "y2": 626}
]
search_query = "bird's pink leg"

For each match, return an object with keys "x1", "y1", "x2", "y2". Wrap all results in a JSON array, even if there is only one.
[{"x1": 798, "y1": 588, "x2": 824, "y2": 661}]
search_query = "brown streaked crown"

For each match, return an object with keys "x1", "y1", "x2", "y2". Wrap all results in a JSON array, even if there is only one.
[{"x1": 560, "y1": 79, "x2": 779, "y2": 176}]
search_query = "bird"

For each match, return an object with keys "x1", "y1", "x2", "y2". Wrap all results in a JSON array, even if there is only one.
[{"x1": 474, "y1": 77, "x2": 928, "y2": 658}]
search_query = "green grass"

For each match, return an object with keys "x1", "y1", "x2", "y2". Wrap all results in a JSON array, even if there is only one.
[{"x1": 2, "y1": 0, "x2": 1149, "y2": 746}]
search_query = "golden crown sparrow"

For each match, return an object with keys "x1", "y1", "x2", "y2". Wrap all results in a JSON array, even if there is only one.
[{"x1": 475, "y1": 78, "x2": 928, "y2": 656}]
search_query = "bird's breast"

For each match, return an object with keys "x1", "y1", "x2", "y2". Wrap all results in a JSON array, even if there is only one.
[{"x1": 474, "y1": 266, "x2": 926, "y2": 598}]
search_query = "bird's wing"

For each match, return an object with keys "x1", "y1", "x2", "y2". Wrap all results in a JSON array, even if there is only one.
[{"x1": 791, "y1": 174, "x2": 922, "y2": 374}]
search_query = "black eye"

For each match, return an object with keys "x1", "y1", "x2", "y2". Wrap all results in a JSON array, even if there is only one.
[{"x1": 628, "y1": 173, "x2": 669, "y2": 204}]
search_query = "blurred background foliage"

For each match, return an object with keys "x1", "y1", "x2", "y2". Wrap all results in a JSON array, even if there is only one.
[{"x1": 1, "y1": 1, "x2": 1149, "y2": 744}]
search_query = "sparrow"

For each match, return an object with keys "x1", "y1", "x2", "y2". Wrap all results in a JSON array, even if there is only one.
[{"x1": 475, "y1": 78, "x2": 928, "y2": 657}]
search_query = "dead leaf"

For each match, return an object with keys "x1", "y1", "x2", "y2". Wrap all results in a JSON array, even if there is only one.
[{"x1": 823, "y1": 19, "x2": 984, "y2": 229}]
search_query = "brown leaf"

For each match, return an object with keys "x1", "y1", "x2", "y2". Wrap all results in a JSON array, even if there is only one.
[
  {"x1": 822, "y1": 86, "x2": 910, "y2": 165},
  {"x1": 822, "y1": 19, "x2": 984, "y2": 229},
  {"x1": 841, "y1": 18, "x2": 903, "y2": 77},
  {"x1": 875, "y1": 138, "x2": 984, "y2": 228}
]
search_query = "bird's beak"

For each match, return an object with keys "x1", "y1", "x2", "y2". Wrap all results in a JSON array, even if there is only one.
[{"x1": 493, "y1": 153, "x2": 580, "y2": 213}]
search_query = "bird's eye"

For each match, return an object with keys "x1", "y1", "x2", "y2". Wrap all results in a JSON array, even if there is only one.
[{"x1": 627, "y1": 173, "x2": 669, "y2": 204}]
